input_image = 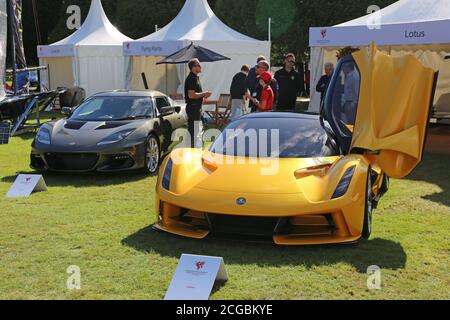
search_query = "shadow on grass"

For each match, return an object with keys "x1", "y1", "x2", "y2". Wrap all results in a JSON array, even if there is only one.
[
  {"x1": 9, "y1": 132, "x2": 36, "y2": 141},
  {"x1": 1, "y1": 170, "x2": 149, "y2": 187},
  {"x1": 122, "y1": 227, "x2": 407, "y2": 273},
  {"x1": 407, "y1": 153, "x2": 450, "y2": 207}
]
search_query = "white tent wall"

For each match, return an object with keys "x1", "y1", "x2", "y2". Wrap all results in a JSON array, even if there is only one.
[
  {"x1": 39, "y1": 57, "x2": 75, "y2": 91},
  {"x1": 308, "y1": 0, "x2": 450, "y2": 113},
  {"x1": 309, "y1": 44, "x2": 450, "y2": 113},
  {"x1": 390, "y1": 45, "x2": 450, "y2": 113},
  {"x1": 129, "y1": 56, "x2": 180, "y2": 94},
  {"x1": 128, "y1": 41, "x2": 270, "y2": 99},
  {"x1": 76, "y1": 46, "x2": 129, "y2": 96},
  {"x1": 194, "y1": 40, "x2": 271, "y2": 99},
  {"x1": 127, "y1": 41, "x2": 270, "y2": 100},
  {"x1": 39, "y1": 50, "x2": 128, "y2": 97}
]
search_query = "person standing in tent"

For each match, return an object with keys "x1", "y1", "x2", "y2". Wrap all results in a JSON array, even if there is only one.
[
  {"x1": 274, "y1": 53, "x2": 304, "y2": 112},
  {"x1": 229, "y1": 64, "x2": 250, "y2": 121},
  {"x1": 246, "y1": 60, "x2": 279, "y2": 112},
  {"x1": 185, "y1": 59, "x2": 212, "y2": 148},
  {"x1": 246, "y1": 56, "x2": 267, "y2": 93},
  {"x1": 316, "y1": 62, "x2": 334, "y2": 105}
]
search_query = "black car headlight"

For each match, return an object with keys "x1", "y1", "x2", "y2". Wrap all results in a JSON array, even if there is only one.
[
  {"x1": 97, "y1": 129, "x2": 135, "y2": 146},
  {"x1": 332, "y1": 166, "x2": 356, "y2": 199},
  {"x1": 162, "y1": 159, "x2": 173, "y2": 191},
  {"x1": 36, "y1": 128, "x2": 51, "y2": 145}
]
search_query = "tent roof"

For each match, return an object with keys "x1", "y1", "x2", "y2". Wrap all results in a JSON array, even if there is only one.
[
  {"x1": 38, "y1": 0, "x2": 131, "y2": 57},
  {"x1": 338, "y1": 0, "x2": 450, "y2": 26},
  {"x1": 136, "y1": 0, "x2": 257, "y2": 42},
  {"x1": 53, "y1": 0, "x2": 131, "y2": 46}
]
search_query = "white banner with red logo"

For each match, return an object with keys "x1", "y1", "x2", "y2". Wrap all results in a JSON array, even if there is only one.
[
  {"x1": 6, "y1": 174, "x2": 47, "y2": 198},
  {"x1": 165, "y1": 254, "x2": 228, "y2": 300},
  {"x1": 309, "y1": 19, "x2": 450, "y2": 47}
]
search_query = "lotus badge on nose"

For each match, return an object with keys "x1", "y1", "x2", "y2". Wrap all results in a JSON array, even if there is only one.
[{"x1": 236, "y1": 197, "x2": 247, "y2": 206}]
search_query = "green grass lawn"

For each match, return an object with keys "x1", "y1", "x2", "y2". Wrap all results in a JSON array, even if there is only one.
[{"x1": 0, "y1": 129, "x2": 449, "y2": 300}]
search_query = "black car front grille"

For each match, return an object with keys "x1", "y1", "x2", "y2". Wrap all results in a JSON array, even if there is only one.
[
  {"x1": 207, "y1": 214, "x2": 279, "y2": 237},
  {"x1": 45, "y1": 153, "x2": 99, "y2": 171}
]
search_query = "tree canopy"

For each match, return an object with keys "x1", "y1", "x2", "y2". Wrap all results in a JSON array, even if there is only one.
[{"x1": 22, "y1": 0, "x2": 397, "y2": 65}]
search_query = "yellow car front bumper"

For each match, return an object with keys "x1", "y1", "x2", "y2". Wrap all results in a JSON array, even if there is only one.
[
  {"x1": 153, "y1": 151, "x2": 380, "y2": 245},
  {"x1": 154, "y1": 183, "x2": 367, "y2": 246}
]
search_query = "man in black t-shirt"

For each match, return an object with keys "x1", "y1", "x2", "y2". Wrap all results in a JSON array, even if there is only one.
[
  {"x1": 185, "y1": 58, "x2": 212, "y2": 148},
  {"x1": 275, "y1": 53, "x2": 304, "y2": 112},
  {"x1": 229, "y1": 64, "x2": 250, "y2": 120}
]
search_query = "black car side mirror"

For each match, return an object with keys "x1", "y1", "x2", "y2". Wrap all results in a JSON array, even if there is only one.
[
  {"x1": 61, "y1": 106, "x2": 72, "y2": 116},
  {"x1": 160, "y1": 106, "x2": 175, "y2": 116},
  {"x1": 174, "y1": 106, "x2": 182, "y2": 114}
]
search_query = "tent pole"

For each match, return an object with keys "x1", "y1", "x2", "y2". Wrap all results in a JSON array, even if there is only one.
[
  {"x1": 165, "y1": 64, "x2": 168, "y2": 94},
  {"x1": 7, "y1": 0, "x2": 17, "y2": 95},
  {"x1": 31, "y1": 0, "x2": 42, "y2": 45},
  {"x1": 47, "y1": 63, "x2": 51, "y2": 90}
]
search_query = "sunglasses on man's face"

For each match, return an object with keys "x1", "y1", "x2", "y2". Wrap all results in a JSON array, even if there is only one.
[{"x1": 287, "y1": 60, "x2": 295, "y2": 64}]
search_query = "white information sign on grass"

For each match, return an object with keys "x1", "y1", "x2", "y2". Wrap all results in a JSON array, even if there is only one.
[
  {"x1": 6, "y1": 174, "x2": 47, "y2": 198},
  {"x1": 164, "y1": 254, "x2": 228, "y2": 301}
]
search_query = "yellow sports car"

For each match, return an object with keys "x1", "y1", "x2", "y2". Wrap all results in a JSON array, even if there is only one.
[{"x1": 154, "y1": 44, "x2": 438, "y2": 245}]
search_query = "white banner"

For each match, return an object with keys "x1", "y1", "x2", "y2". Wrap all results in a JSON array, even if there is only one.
[
  {"x1": 123, "y1": 40, "x2": 184, "y2": 57},
  {"x1": 37, "y1": 44, "x2": 75, "y2": 58},
  {"x1": 310, "y1": 19, "x2": 450, "y2": 47}
]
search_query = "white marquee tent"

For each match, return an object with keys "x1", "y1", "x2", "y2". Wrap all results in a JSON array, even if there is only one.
[
  {"x1": 308, "y1": 0, "x2": 450, "y2": 114},
  {"x1": 124, "y1": 0, "x2": 271, "y2": 99},
  {"x1": 37, "y1": 0, "x2": 132, "y2": 96}
]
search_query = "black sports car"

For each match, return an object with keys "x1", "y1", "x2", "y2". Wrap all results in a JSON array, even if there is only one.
[{"x1": 30, "y1": 90, "x2": 187, "y2": 174}]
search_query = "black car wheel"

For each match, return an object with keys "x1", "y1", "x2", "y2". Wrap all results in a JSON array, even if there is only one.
[
  {"x1": 362, "y1": 168, "x2": 374, "y2": 240},
  {"x1": 143, "y1": 134, "x2": 160, "y2": 174},
  {"x1": 380, "y1": 174, "x2": 390, "y2": 195}
]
